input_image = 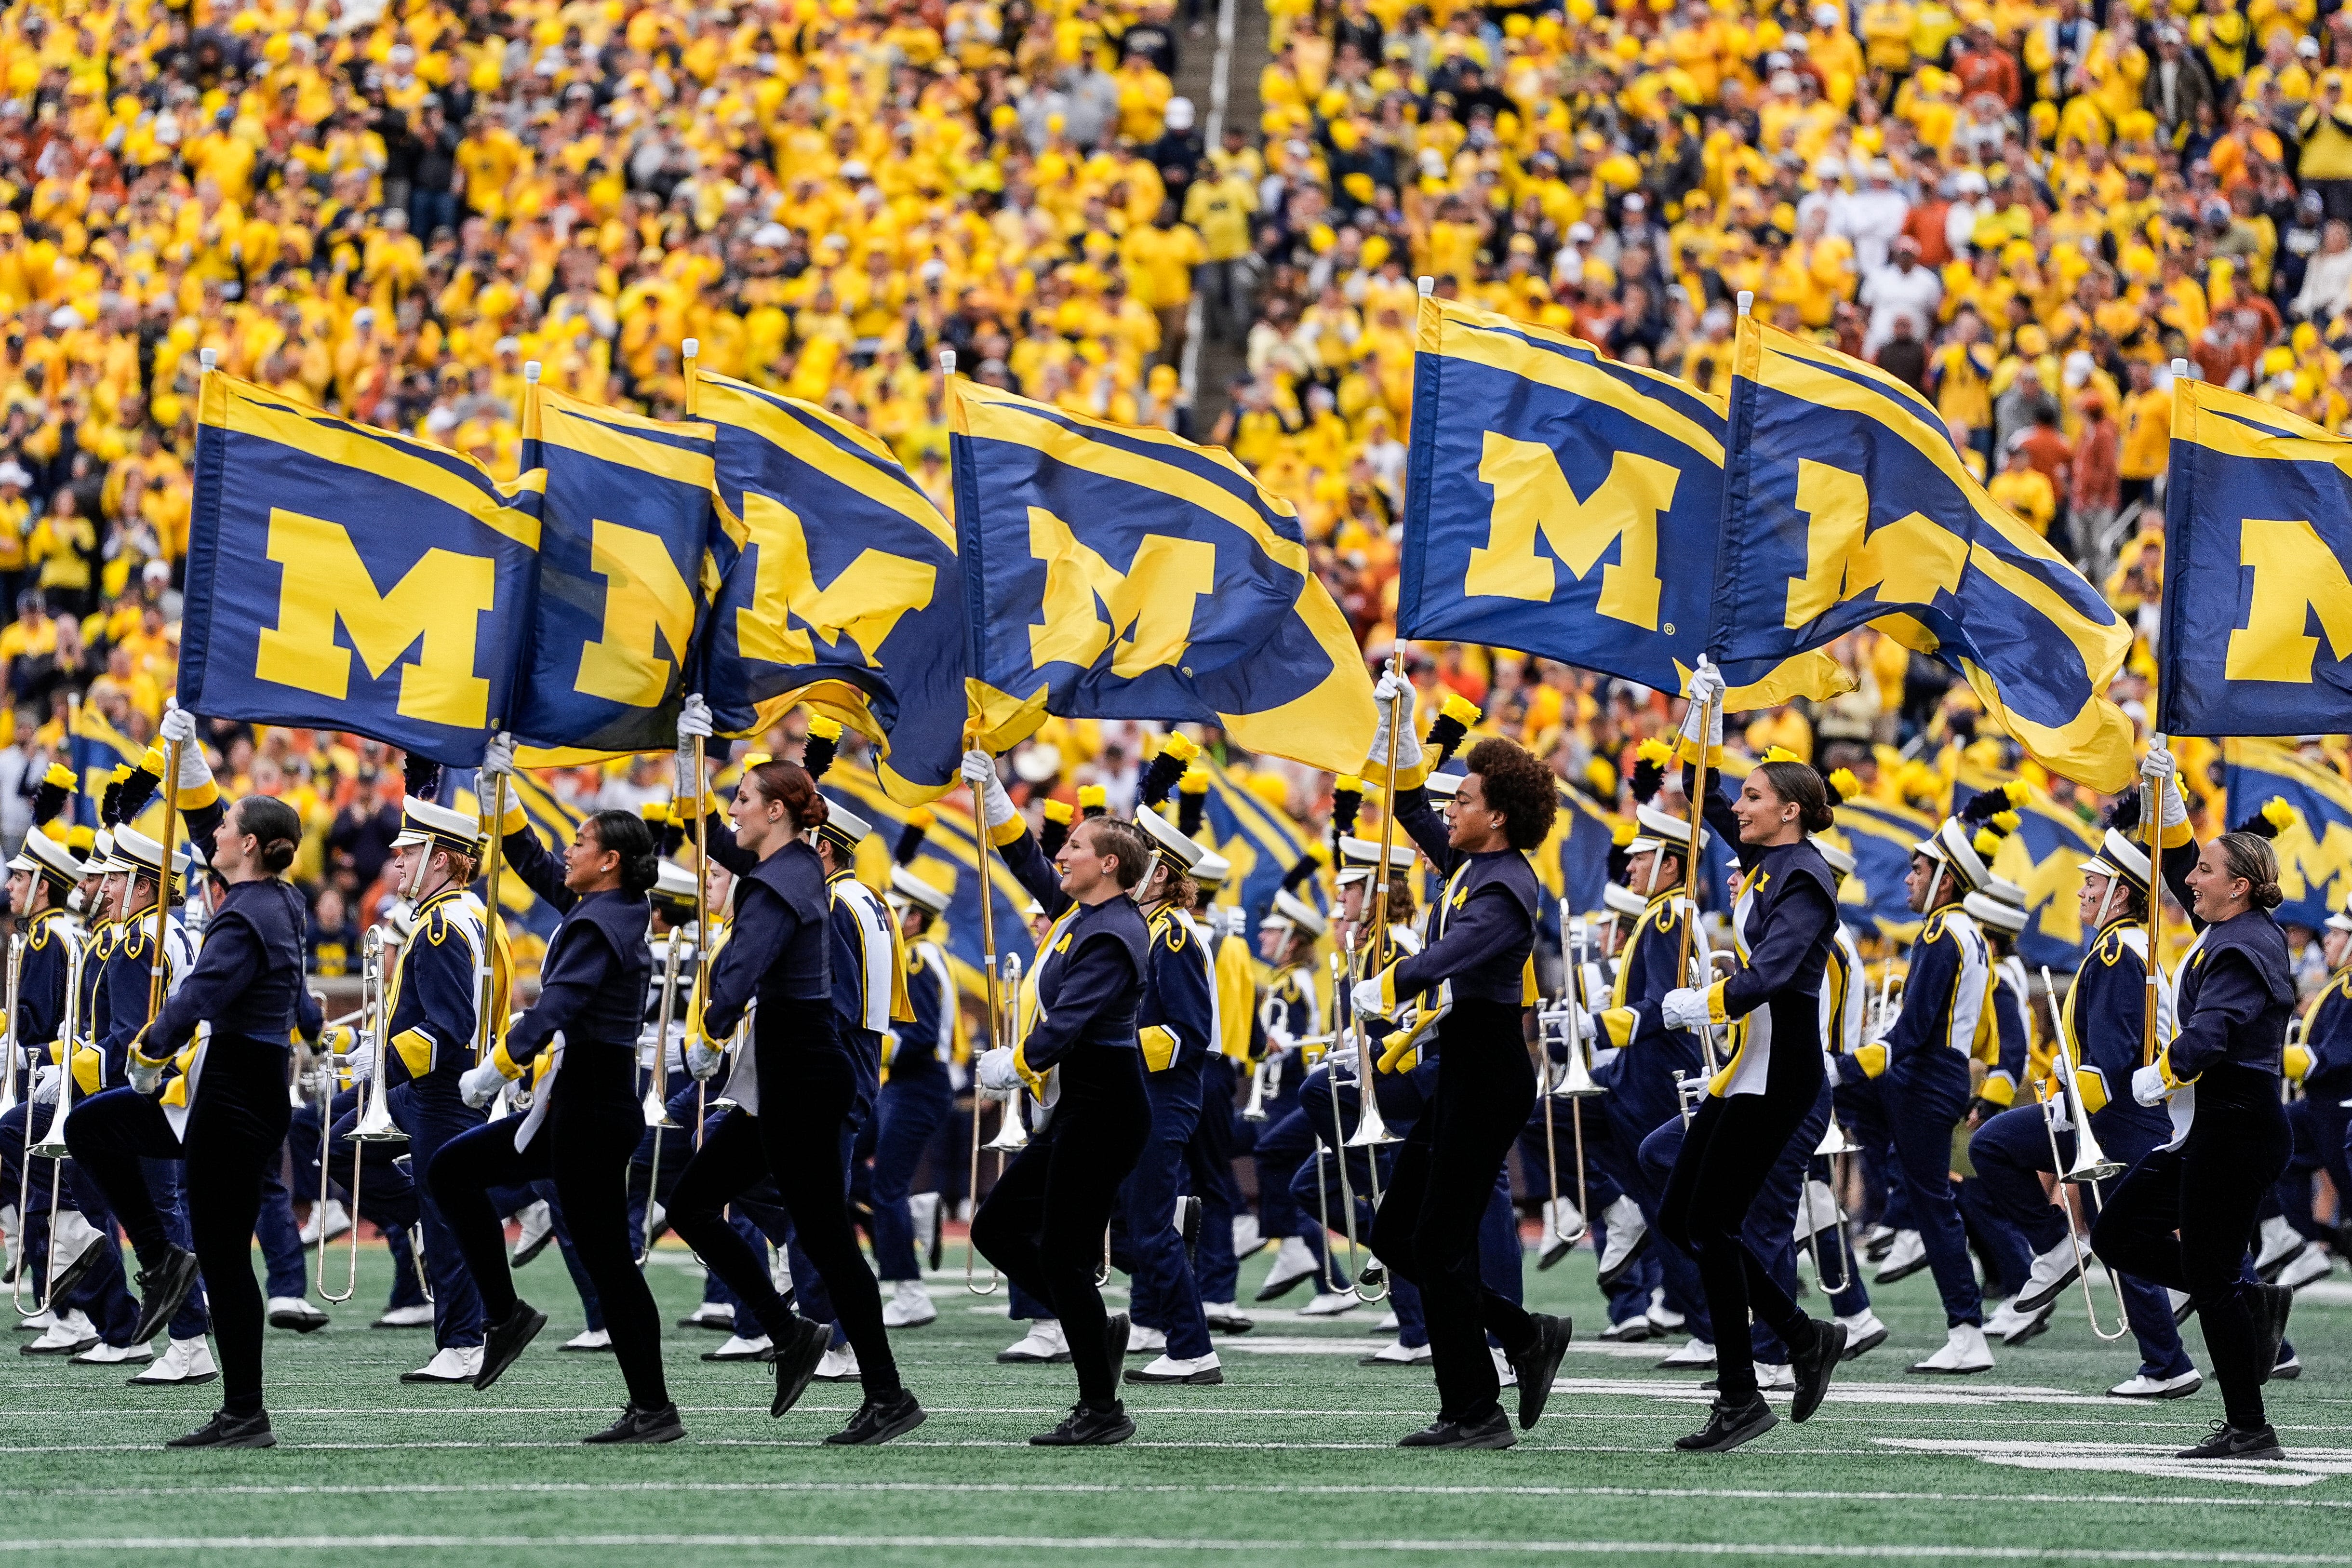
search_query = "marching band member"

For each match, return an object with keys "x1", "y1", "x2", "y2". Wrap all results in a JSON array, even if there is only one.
[
  {"x1": 964, "y1": 747, "x2": 1155, "y2": 1445},
  {"x1": 2092, "y1": 746, "x2": 2299, "y2": 1461},
  {"x1": 2278, "y1": 895, "x2": 2352, "y2": 1280},
  {"x1": 660, "y1": 743, "x2": 924, "y2": 1447},
  {"x1": 1109, "y1": 738, "x2": 1221, "y2": 1384},
  {"x1": 1801, "y1": 815, "x2": 1887, "y2": 1359},
  {"x1": 876, "y1": 811, "x2": 961, "y2": 1331},
  {"x1": 65, "y1": 784, "x2": 311, "y2": 1449},
  {"x1": 371, "y1": 759, "x2": 506, "y2": 1385},
  {"x1": 1351, "y1": 673, "x2": 1570, "y2": 1450},
  {"x1": 1180, "y1": 844, "x2": 1255, "y2": 1335},
  {"x1": 1651, "y1": 670, "x2": 1848, "y2": 1454},
  {"x1": 1837, "y1": 784, "x2": 2022, "y2": 1375},
  {"x1": 431, "y1": 737, "x2": 674, "y2": 1445},
  {"x1": 1957, "y1": 890, "x2": 2037, "y2": 1322},
  {"x1": 1968, "y1": 795, "x2": 2201, "y2": 1397},
  {"x1": 1246, "y1": 862, "x2": 1330, "y2": 1302}
]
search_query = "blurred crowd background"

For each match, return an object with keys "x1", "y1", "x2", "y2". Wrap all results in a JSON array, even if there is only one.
[{"x1": 0, "y1": 0, "x2": 2344, "y2": 986}]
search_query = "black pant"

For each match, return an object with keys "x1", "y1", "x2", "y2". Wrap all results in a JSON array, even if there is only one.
[
  {"x1": 1370, "y1": 1000, "x2": 1537, "y2": 1423},
  {"x1": 1659, "y1": 1029, "x2": 1823, "y2": 1405},
  {"x1": 668, "y1": 1043, "x2": 901, "y2": 1402},
  {"x1": 2092, "y1": 1063, "x2": 2292, "y2": 1428},
  {"x1": 66, "y1": 1043, "x2": 292, "y2": 1416},
  {"x1": 428, "y1": 1049, "x2": 668, "y2": 1412},
  {"x1": 971, "y1": 1041, "x2": 1151, "y2": 1410}
]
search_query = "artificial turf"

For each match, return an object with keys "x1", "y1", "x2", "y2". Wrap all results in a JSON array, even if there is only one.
[{"x1": 0, "y1": 1233, "x2": 2345, "y2": 1566}]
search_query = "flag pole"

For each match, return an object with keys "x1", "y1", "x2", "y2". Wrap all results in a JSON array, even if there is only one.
[{"x1": 475, "y1": 362, "x2": 538, "y2": 1065}]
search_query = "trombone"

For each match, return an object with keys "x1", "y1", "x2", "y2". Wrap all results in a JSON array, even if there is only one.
[
  {"x1": 636, "y1": 928, "x2": 686, "y2": 1265},
  {"x1": 318, "y1": 927, "x2": 409, "y2": 1305},
  {"x1": 1537, "y1": 903, "x2": 1604, "y2": 1256},
  {"x1": 13, "y1": 933, "x2": 77, "y2": 1314},
  {"x1": 965, "y1": 952, "x2": 1026, "y2": 1295},
  {"x1": 2035, "y1": 965, "x2": 2131, "y2": 1341},
  {"x1": 1242, "y1": 986, "x2": 1290, "y2": 1122}
]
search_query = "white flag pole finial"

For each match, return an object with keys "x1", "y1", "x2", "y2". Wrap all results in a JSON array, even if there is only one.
[
  {"x1": 940, "y1": 349, "x2": 958, "y2": 376},
  {"x1": 1417, "y1": 275, "x2": 1434, "y2": 296},
  {"x1": 198, "y1": 348, "x2": 217, "y2": 372},
  {"x1": 2170, "y1": 357, "x2": 2192, "y2": 381},
  {"x1": 682, "y1": 337, "x2": 699, "y2": 362},
  {"x1": 1736, "y1": 291, "x2": 1754, "y2": 317},
  {"x1": 523, "y1": 360, "x2": 542, "y2": 383}
]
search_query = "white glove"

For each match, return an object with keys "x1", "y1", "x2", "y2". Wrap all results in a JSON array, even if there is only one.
[
  {"x1": 1368, "y1": 670, "x2": 1424, "y2": 776},
  {"x1": 347, "y1": 1039, "x2": 374, "y2": 1085},
  {"x1": 159, "y1": 699, "x2": 197, "y2": 746},
  {"x1": 678, "y1": 692, "x2": 713, "y2": 741},
  {"x1": 2130, "y1": 1063, "x2": 2169, "y2": 1107},
  {"x1": 1351, "y1": 977, "x2": 1387, "y2": 1019},
  {"x1": 2139, "y1": 741, "x2": 2175, "y2": 784},
  {"x1": 686, "y1": 1041, "x2": 725, "y2": 1081},
  {"x1": 459, "y1": 1058, "x2": 508, "y2": 1109},
  {"x1": 127, "y1": 1056, "x2": 163, "y2": 1095},
  {"x1": 1680, "y1": 660, "x2": 1726, "y2": 746},
  {"x1": 480, "y1": 732, "x2": 516, "y2": 780},
  {"x1": 172, "y1": 721, "x2": 215, "y2": 793},
  {"x1": 962, "y1": 749, "x2": 1016, "y2": 831},
  {"x1": 29, "y1": 1065, "x2": 58, "y2": 1106},
  {"x1": 976, "y1": 1045, "x2": 1022, "y2": 1093},
  {"x1": 1660, "y1": 986, "x2": 1712, "y2": 1030}
]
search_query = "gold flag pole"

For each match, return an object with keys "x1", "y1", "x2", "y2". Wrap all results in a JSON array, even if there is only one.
[
  {"x1": 2141, "y1": 733, "x2": 2165, "y2": 1070},
  {"x1": 147, "y1": 741, "x2": 179, "y2": 1022},
  {"x1": 1679, "y1": 691, "x2": 1719, "y2": 1078}
]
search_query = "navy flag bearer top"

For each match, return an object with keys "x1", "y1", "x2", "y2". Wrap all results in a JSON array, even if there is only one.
[
  {"x1": 1384, "y1": 785, "x2": 1541, "y2": 1016},
  {"x1": 1002, "y1": 826, "x2": 1150, "y2": 1087},
  {"x1": 1694, "y1": 776, "x2": 1838, "y2": 1100},
  {"x1": 144, "y1": 877, "x2": 307, "y2": 1059},
  {"x1": 495, "y1": 821, "x2": 654, "y2": 1073}
]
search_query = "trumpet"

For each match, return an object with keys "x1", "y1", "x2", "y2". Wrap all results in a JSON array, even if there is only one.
[
  {"x1": 1866, "y1": 964, "x2": 1906, "y2": 1041},
  {"x1": 319, "y1": 927, "x2": 409, "y2": 1306},
  {"x1": 15, "y1": 935, "x2": 84, "y2": 1314},
  {"x1": 965, "y1": 952, "x2": 1026, "y2": 1296},
  {"x1": 2035, "y1": 965, "x2": 2131, "y2": 1341}
]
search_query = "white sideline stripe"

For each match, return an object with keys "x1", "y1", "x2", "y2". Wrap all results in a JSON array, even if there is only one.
[
  {"x1": 0, "y1": 1537, "x2": 2347, "y2": 1562},
  {"x1": 12, "y1": 1481, "x2": 2352, "y2": 1513},
  {"x1": 1875, "y1": 1437, "x2": 2352, "y2": 1488}
]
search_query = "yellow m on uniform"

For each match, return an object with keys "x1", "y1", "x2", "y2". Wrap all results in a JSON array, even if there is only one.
[{"x1": 254, "y1": 507, "x2": 499, "y2": 729}]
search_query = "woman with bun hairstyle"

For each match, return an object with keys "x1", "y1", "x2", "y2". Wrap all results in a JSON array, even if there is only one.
[
  {"x1": 1651, "y1": 661, "x2": 1849, "y2": 1454},
  {"x1": 662, "y1": 748, "x2": 924, "y2": 1448},
  {"x1": 65, "y1": 782, "x2": 310, "y2": 1449},
  {"x1": 429, "y1": 737, "x2": 669, "y2": 1444},
  {"x1": 2091, "y1": 743, "x2": 2299, "y2": 1461}
]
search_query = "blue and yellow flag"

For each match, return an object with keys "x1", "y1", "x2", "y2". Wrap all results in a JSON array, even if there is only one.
[
  {"x1": 1539, "y1": 783, "x2": 1618, "y2": 934},
  {"x1": 67, "y1": 702, "x2": 143, "y2": 828},
  {"x1": 696, "y1": 370, "x2": 965, "y2": 804},
  {"x1": 1401, "y1": 296, "x2": 1847, "y2": 708},
  {"x1": 1990, "y1": 795, "x2": 2098, "y2": 975},
  {"x1": 821, "y1": 771, "x2": 1036, "y2": 1000},
  {"x1": 2222, "y1": 738, "x2": 2352, "y2": 930},
  {"x1": 1197, "y1": 758, "x2": 1325, "y2": 944},
  {"x1": 509, "y1": 385, "x2": 716, "y2": 763},
  {"x1": 949, "y1": 379, "x2": 1376, "y2": 774},
  {"x1": 2158, "y1": 381, "x2": 2352, "y2": 738},
  {"x1": 1831, "y1": 795, "x2": 1935, "y2": 944},
  {"x1": 183, "y1": 372, "x2": 539, "y2": 766},
  {"x1": 1710, "y1": 319, "x2": 2136, "y2": 791}
]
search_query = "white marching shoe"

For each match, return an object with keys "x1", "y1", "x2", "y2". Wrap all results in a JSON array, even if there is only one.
[
  {"x1": 1255, "y1": 1235, "x2": 1320, "y2": 1301},
  {"x1": 1908, "y1": 1323, "x2": 1994, "y2": 1375},
  {"x1": 20, "y1": 1310, "x2": 96, "y2": 1355},
  {"x1": 1836, "y1": 1309, "x2": 1890, "y2": 1359},
  {"x1": 70, "y1": 1339, "x2": 153, "y2": 1367},
  {"x1": 882, "y1": 1280, "x2": 937, "y2": 1329},
  {"x1": 2110, "y1": 1368, "x2": 2204, "y2": 1399},
  {"x1": 46, "y1": 1207, "x2": 108, "y2": 1298},
  {"x1": 372, "y1": 1304, "x2": 436, "y2": 1328},
  {"x1": 267, "y1": 1296, "x2": 331, "y2": 1333},
  {"x1": 2168, "y1": 1288, "x2": 2194, "y2": 1325},
  {"x1": 1656, "y1": 1337, "x2": 1717, "y2": 1369},
  {"x1": 0, "y1": 1202, "x2": 16, "y2": 1281},
  {"x1": 299, "y1": 1200, "x2": 352, "y2": 1246},
  {"x1": 677, "y1": 1300, "x2": 735, "y2": 1332},
  {"x1": 562, "y1": 1328, "x2": 614, "y2": 1352},
  {"x1": 1596, "y1": 1195, "x2": 1650, "y2": 1287},
  {"x1": 1597, "y1": 1313, "x2": 1653, "y2": 1343},
  {"x1": 907, "y1": 1192, "x2": 943, "y2": 1268},
  {"x1": 1202, "y1": 1300, "x2": 1255, "y2": 1333},
  {"x1": 1754, "y1": 1361, "x2": 1795, "y2": 1392},
  {"x1": 1296, "y1": 1289, "x2": 1358, "y2": 1318},
  {"x1": 1359, "y1": 1338, "x2": 1433, "y2": 1366},
  {"x1": 2278, "y1": 1245, "x2": 2335, "y2": 1291},
  {"x1": 1491, "y1": 1344, "x2": 1518, "y2": 1388},
  {"x1": 509, "y1": 1201, "x2": 556, "y2": 1267},
  {"x1": 700, "y1": 1333, "x2": 773, "y2": 1363},
  {"x1": 129, "y1": 1336, "x2": 218, "y2": 1386},
  {"x1": 401, "y1": 1345, "x2": 484, "y2": 1384},
  {"x1": 1126, "y1": 1323, "x2": 1167, "y2": 1354},
  {"x1": 1374, "y1": 1311, "x2": 1401, "y2": 1332},
  {"x1": 1646, "y1": 1289, "x2": 1686, "y2": 1332},
  {"x1": 813, "y1": 1341, "x2": 861, "y2": 1382},
  {"x1": 997, "y1": 1320, "x2": 1070, "y2": 1364},
  {"x1": 2013, "y1": 1236, "x2": 2084, "y2": 1313},
  {"x1": 1872, "y1": 1230, "x2": 1928, "y2": 1284},
  {"x1": 1231, "y1": 1213, "x2": 1263, "y2": 1258},
  {"x1": 15, "y1": 1308, "x2": 53, "y2": 1333},
  {"x1": 2255, "y1": 1215, "x2": 2308, "y2": 1279},
  {"x1": 1126, "y1": 1351, "x2": 1223, "y2": 1385},
  {"x1": 1985, "y1": 1294, "x2": 2055, "y2": 1346}
]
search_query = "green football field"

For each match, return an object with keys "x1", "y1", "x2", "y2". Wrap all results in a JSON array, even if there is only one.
[{"x1": 1, "y1": 1233, "x2": 2347, "y2": 1567}]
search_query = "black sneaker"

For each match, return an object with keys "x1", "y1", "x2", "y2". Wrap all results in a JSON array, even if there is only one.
[
  {"x1": 166, "y1": 1409, "x2": 276, "y2": 1449},
  {"x1": 1675, "y1": 1395, "x2": 1778, "y2": 1453},
  {"x1": 472, "y1": 1300, "x2": 548, "y2": 1391},
  {"x1": 825, "y1": 1388, "x2": 926, "y2": 1446},
  {"x1": 769, "y1": 1316, "x2": 831, "y2": 1418},
  {"x1": 1397, "y1": 1407, "x2": 1518, "y2": 1449},
  {"x1": 1031, "y1": 1402, "x2": 1136, "y2": 1446},
  {"x1": 2176, "y1": 1420, "x2": 2284, "y2": 1461},
  {"x1": 129, "y1": 1247, "x2": 202, "y2": 1347},
  {"x1": 1512, "y1": 1313, "x2": 1572, "y2": 1430},
  {"x1": 1103, "y1": 1311, "x2": 1131, "y2": 1371},
  {"x1": 2253, "y1": 1283, "x2": 2294, "y2": 1385},
  {"x1": 1788, "y1": 1319, "x2": 1847, "y2": 1424},
  {"x1": 582, "y1": 1403, "x2": 685, "y2": 1444}
]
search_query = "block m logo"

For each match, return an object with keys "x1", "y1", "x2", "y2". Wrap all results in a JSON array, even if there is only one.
[
  {"x1": 736, "y1": 492, "x2": 937, "y2": 668},
  {"x1": 2225, "y1": 517, "x2": 2352, "y2": 683},
  {"x1": 1784, "y1": 460, "x2": 1968, "y2": 628},
  {"x1": 1465, "y1": 433, "x2": 1670, "y2": 629},
  {"x1": 1028, "y1": 507, "x2": 1216, "y2": 677}
]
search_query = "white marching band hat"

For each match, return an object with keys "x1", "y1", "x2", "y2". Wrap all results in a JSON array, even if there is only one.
[
  {"x1": 1335, "y1": 833, "x2": 1416, "y2": 885},
  {"x1": 1265, "y1": 886, "x2": 1328, "y2": 938},
  {"x1": 104, "y1": 825, "x2": 184, "y2": 892},
  {"x1": 819, "y1": 799, "x2": 874, "y2": 848},
  {"x1": 1190, "y1": 850, "x2": 1230, "y2": 891},
  {"x1": 1811, "y1": 827, "x2": 1856, "y2": 877},
  {"x1": 1136, "y1": 804, "x2": 1207, "y2": 871},
  {"x1": 9, "y1": 829, "x2": 83, "y2": 885},
  {"x1": 889, "y1": 863, "x2": 952, "y2": 917},
  {"x1": 392, "y1": 793, "x2": 484, "y2": 856},
  {"x1": 2080, "y1": 823, "x2": 2152, "y2": 893},
  {"x1": 1602, "y1": 881, "x2": 1648, "y2": 917},
  {"x1": 653, "y1": 860, "x2": 698, "y2": 903},
  {"x1": 1962, "y1": 889, "x2": 2029, "y2": 935},
  {"x1": 1629, "y1": 798, "x2": 1709, "y2": 858}
]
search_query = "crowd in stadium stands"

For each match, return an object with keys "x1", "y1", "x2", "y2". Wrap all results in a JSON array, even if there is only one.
[{"x1": 0, "y1": 0, "x2": 2330, "y2": 964}]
